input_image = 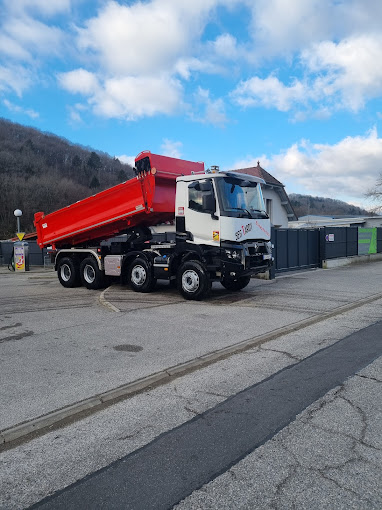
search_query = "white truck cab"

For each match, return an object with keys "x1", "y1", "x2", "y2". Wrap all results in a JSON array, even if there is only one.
[
  {"x1": 175, "y1": 172, "x2": 270, "y2": 246},
  {"x1": 168, "y1": 171, "x2": 272, "y2": 298}
]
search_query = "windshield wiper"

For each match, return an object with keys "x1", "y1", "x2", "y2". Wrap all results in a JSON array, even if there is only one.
[
  {"x1": 231, "y1": 207, "x2": 253, "y2": 218},
  {"x1": 250, "y1": 208, "x2": 269, "y2": 218}
]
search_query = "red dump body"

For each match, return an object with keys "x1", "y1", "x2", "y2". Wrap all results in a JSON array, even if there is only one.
[{"x1": 34, "y1": 151, "x2": 204, "y2": 249}]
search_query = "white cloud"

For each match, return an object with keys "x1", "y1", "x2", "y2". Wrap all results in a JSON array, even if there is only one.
[
  {"x1": 76, "y1": 0, "x2": 217, "y2": 76},
  {"x1": 95, "y1": 75, "x2": 183, "y2": 119},
  {"x1": 57, "y1": 0, "x2": 237, "y2": 121},
  {"x1": 249, "y1": 0, "x2": 336, "y2": 58},
  {"x1": 0, "y1": 65, "x2": 33, "y2": 96},
  {"x1": 58, "y1": 68, "x2": 99, "y2": 95},
  {"x1": 212, "y1": 33, "x2": 239, "y2": 59},
  {"x1": 174, "y1": 57, "x2": 221, "y2": 80},
  {"x1": 234, "y1": 127, "x2": 382, "y2": 207},
  {"x1": 0, "y1": 34, "x2": 30, "y2": 60},
  {"x1": 68, "y1": 109, "x2": 82, "y2": 123},
  {"x1": 6, "y1": 0, "x2": 71, "y2": 17},
  {"x1": 231, "y1": 75, "x2": 307, "y2": 111},
  {"x1": 3, "y1": 99, "x2": 39, "y2": 118},
  {"x1": 301, "y1": 35, "x2": 382, "y2": 112},
  {"x1": 1, "y1": 15, "x2": 65, "y2": 61},
  {"x1": 161, "y1": 139, "x2": 183, "y2": 159},
  {"x1": 117, "y1": 155, "x2": 136, "y2": 167},
  {"x1": 249, "y1": 0, "x2": 382, "y2": 59},
  {"x1": 192, "y1": 87, "x2": 227, "y2": 126},
  {"x1": 59, "y1": 69, "x2": 184, "y2": 120},
  {"x1": 231, "y1": 34, "x2": 382, "y2": 115},
  {"x1": 0, "y1": 1, "x2": 70, "y2": 106}
]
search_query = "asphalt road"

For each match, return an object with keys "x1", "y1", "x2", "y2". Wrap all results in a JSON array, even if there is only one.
[
  {"x1": 1, "y1": 262, "x2": 382, "y2": 509},
  {"x1": 30, "y1": 321, "x2": 382, "y2": 509}
]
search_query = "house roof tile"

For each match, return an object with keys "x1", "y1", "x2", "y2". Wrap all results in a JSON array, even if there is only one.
[{"x1": 232, "y1": 162, "x2": 284, "y2": 187}]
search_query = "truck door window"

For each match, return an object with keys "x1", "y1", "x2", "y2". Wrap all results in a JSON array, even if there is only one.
[{"x1": 188, "y1": 180, "x2": 215, "y2": 213}]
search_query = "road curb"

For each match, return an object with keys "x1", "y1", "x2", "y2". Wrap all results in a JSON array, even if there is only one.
[
  {"x1": 2, "y1": 291, "x2": 382, "y2": 448},
  {"x1": 99, "y1": 287, "x2": 121, "y2": 313}
]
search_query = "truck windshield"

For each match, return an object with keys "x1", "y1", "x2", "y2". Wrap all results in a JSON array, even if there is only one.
[{"x1": 215, "y1": 177, "x2": 268, "y2": 219}]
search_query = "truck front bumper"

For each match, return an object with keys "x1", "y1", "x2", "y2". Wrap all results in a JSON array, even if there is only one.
[{"x1": 219, "y1": 241, "x2": 273, "y2": 277}]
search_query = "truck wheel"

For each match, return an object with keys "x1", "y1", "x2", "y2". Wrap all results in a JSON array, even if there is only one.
[
  {"x1": 57, "y1": 257, "x2": 81, "y2": 288},
  {"x1": 80, "y1": 257, "x2": 105, "y2": 290},
  {"x1": 221, "y1": 275, "x2": 251, "y2": 291},
  {"x1": 129, "y1": 257, "x2": 156, "y2": 292},
  {"x1": 178, "y1": 260, "x2": 211, "y2": 300}
]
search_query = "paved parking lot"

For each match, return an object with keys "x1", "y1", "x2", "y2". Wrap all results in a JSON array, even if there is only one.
[
  {"x1": 1, "y1": 263, "x2": 382, "y2": 434},
  {"x1": 0, "y1": 263, "x2": 381, "y2": 508}
]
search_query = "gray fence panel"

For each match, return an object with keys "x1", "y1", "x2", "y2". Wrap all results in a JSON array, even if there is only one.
[
  {"x1": 0, "y1": 240, "x2": 48, "y2": 266},
  {"x1": 323, "y1": 228, "x2": 347, "y2": 258},
  {"x1": 346, "y1": 228, "x2": 358, "y2": 256},
  {"x1": 28, "y1": 241, "x2": 46, "y2": 265},
  {"x1": 297, "y1": 229, "x2": 308, "y2": 267},
  {"x1": 287, "y1": 229, "x2": 299, "y2": 269},
  {"x1": 274, "y1": 229, "x2": 288, "y2": 270},
  {"x1": 0, "y1": 241, "x2": 14, "y2": 266},
  {"x1": 378, "y1": 228, "x2": 382, "y2": 253},
  {"x1": 308, "y1": 229, "x2": 320, "y2": 266},
  {"x1": 321, "y1": 227, "x2": 359, "y2": 259},
  {"x1": 273, "y1": 228, "x2": 320, "y2": 273}
]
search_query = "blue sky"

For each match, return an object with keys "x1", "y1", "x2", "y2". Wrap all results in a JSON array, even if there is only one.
[{"x1": 1, "y1": 0, "x2": 382, "y2": 209}]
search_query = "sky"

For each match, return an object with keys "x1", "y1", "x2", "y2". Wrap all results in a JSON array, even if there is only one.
[{"x1": 1, "y1": 0, "x2": 382, "y2": 210}]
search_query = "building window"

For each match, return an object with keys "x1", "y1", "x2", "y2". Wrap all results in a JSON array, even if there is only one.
[{"x1": 266, "y1": 199, "x2": 272, "y2": 222}]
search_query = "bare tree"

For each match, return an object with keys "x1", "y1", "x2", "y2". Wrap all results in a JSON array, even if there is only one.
[{"x1": 365, "y1": 174, "x2": 382, "y2": 213}]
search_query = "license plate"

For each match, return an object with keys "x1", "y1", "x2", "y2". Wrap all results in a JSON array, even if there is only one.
[{"x1": 263, "y1": 254, "x2": 272, "y2": 260}]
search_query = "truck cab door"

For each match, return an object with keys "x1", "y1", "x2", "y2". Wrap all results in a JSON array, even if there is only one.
[{"x1": 184, "y1": 179, "x2": 220, "y2": 246}]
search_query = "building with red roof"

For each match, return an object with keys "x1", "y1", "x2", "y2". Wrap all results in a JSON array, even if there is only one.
[{"x1": 232, "y1": 161, "x2": 297, "y2": 227}]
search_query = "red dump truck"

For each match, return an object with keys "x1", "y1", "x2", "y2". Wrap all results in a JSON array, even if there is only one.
[{"x1": 35, "y1": 151, "x2": 272, "y2": 300}]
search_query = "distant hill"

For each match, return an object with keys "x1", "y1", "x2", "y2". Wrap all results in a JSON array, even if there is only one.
[
  {"x1": 0, "y1": 118, "x2": 134, "y2": 238},
  {"x1": 289, "y1": 193, "x2": 374, "y2": 219}
]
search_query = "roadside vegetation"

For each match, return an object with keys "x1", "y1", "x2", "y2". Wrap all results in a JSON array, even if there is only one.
[
  {"x1": 0, "y1": 118, "x2": 133, "y2": 238},
  {"x1": 290, "y1": 193, "x2": 373, "y2": 218}
]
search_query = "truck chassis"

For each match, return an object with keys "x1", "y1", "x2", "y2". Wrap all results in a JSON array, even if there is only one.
[{"x1": 53, "y1": 227, "x2": 272, "y2": 300}]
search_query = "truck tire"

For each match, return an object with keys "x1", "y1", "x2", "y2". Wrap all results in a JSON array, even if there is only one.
[
  {"x1": 80, "y1": 257, "x2": 105, "y2": 290},
  {"x1": 129, "y1": 257, "x2": 156, "y2": 293},
  {"x1": 178, "y1": 260, "x2": 211, "y2": 300},
  {"x1": 57, "y1": 257, "x2": 81, "y2": 288},
  {"x1": 221, "y1": 275, "x2": 251, "y2": 291}
]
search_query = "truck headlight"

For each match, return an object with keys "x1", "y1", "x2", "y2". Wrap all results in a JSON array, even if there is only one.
[{"x1": 225, "y1": 249, "x2": 241, "y2": 260}]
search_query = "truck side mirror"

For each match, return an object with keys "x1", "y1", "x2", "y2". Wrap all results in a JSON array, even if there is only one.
[
  {"x1": 199, "y1": 181, "x2": 212, "y2": 192},
  {"x1": 202, "y1": 194, "x2": 215, "y2": 213}
]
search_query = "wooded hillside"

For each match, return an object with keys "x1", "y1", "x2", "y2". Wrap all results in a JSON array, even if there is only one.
[
  {"x1": 0, "y1": 118, "x2": 134, "y2": 239},
  {"x1": 289, "y1": 193, "x2": 373, "y2": 219}
]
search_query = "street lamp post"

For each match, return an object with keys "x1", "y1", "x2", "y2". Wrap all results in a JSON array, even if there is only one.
[{"x1": 14, "y1": 209, "x2": 22, "y2": 234}]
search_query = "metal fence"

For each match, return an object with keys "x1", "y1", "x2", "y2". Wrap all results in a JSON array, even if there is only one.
[
  {"x1": 272, "y1": 226, "x2": 382, "y2": 275},
  {"x1": 320, "y1": 227, "x2": 382, "y2": 260},
  {"x1": 272, "y1": 228, "x2": 321, "y2": 274}
]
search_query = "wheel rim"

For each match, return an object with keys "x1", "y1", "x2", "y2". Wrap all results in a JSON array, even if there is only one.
[
  {"x1": 83, "y1": 264, "x2": 96, "y2": 284},
  {"x1": 131, "y1": 265, "x2": 146, "y2": 286},
  {"x1": 182, "y1": 269, "x2": 199, "y2": 293},
  {"x1": 60, "y1": 264, "x2": 71, "y2": 282}
]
